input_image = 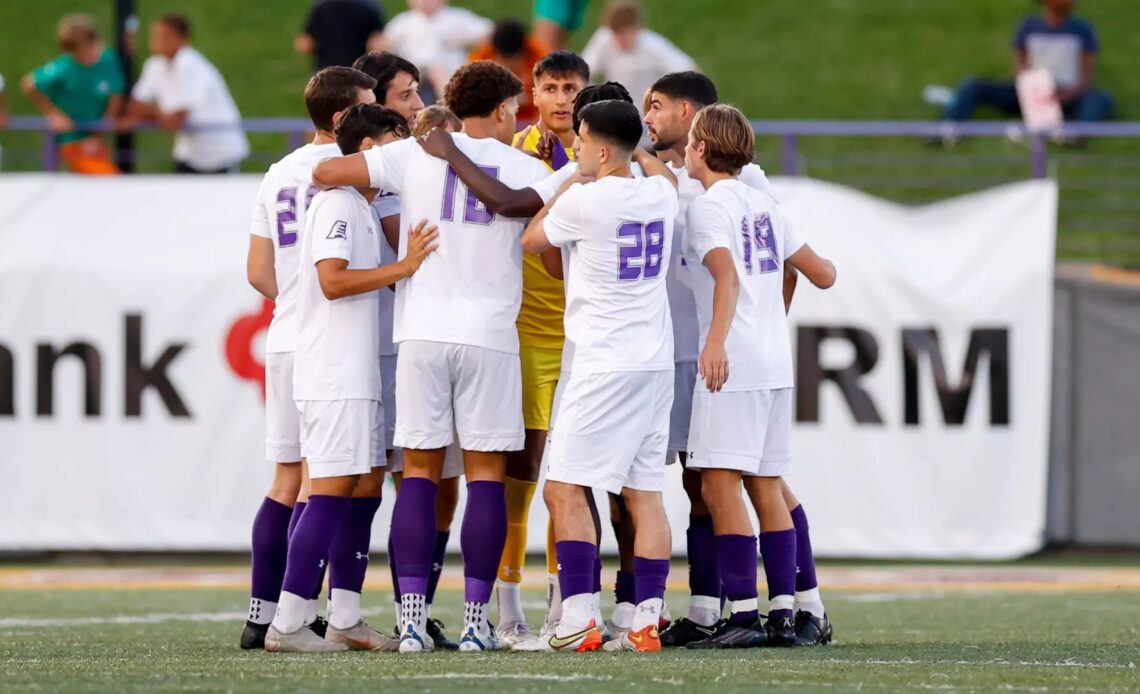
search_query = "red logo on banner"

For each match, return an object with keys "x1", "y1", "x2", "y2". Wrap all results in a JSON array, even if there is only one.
[{"x1": 225, "y1": 299, "x2": 273, "y2": 399}]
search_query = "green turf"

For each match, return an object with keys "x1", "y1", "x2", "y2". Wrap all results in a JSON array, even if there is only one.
[
  {"x1": 2, "y1": 582, "x2": 1139, "y2": 692},
  {"x1": 1, "y1": 0, "x2": 1139, "y2": 261}
]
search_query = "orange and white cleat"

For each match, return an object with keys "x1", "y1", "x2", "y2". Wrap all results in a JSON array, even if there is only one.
[
  {"x1": 602, "y1": 624, "x2": 661, "y2": 652},
  {"x1": 547, "y1": 619, "x2": 604, "y2": 652}
]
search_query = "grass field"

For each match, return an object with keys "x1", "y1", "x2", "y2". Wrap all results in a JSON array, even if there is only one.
[
  {"x1": 2, "y1": 0, "x2": 1140, "y2": 260},
  {"x1": 3, "y1": 562, "x2": 1140, "y2": 692}
]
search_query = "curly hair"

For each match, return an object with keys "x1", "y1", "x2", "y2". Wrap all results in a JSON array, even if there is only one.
[{"x1": 444, "y1": 61, "x2": 524, "y2": 120}]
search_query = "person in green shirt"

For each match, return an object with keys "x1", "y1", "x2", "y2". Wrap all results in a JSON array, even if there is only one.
[{"x1": 21, "y1": 14, "x2": 125, "y2": 173}]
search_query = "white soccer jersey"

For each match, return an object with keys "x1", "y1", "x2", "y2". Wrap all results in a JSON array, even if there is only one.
[
  {"x1": 372, "y1": 191, "x2": 401, "y2": 358},
  {"x1": 683, "y1": 178, "x2": 804, "y2": 391},
  {"x1": 544, "y1": 175, "x2": 678, "y2": 375},
  {"x1": 250, "y1": 142, "x2": 341, "y2": 354},
  {"x1": 363, "y1": 134, "x2": 551, "y2": 354},
  {"x1": 293, "y1": 187, "x2": 383, "y2": 401},
  {"x1": 667, "y1": 161, "x2": 776, "y2": 363}
]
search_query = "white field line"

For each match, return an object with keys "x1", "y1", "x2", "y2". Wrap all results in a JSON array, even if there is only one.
[{"x1": 0, "y1": 606, "x2": 387, "y2": 628}]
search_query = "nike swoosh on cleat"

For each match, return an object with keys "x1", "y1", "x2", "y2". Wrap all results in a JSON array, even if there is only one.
[{"x1": 548, "y1": 627, "x2": 595, "y2": 650}]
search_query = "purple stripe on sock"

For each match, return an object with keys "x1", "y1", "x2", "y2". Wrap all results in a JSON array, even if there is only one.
[
  {"x1": 555, "y1": 540, "x2": 597, "y2": 599},
  {"x1": 328, "y1": 496, "x2": 382, "y2": 594},
  {"x1": 633, "y1": 556, "x2": 669, "y2": 604},
  {"x1": 426, "y1": 530, "x2": 449, "y2": 605},
  {"x1": 614, "y1": 570, "x2": 635, "y2": 604},
  {"x1": 686, "y1": 514, "x2": 720, "y2": 597},
  {"x1": 759, "y1": 528, "x2": 797, "y2": 604},
  {"x1": 250, "y1": 497, "x2": 293, "y2": 602},
  {"x1": 287, "y1": 501, "x2": 306, "y2": 542},
  {"x1": 461, "y1": 481, "x2": 506, "y2": 604},
  {"x1": 280, "y1": 495, "x2": 351, "y2": 599},
  {"x1": 391, "y1": 477, "x2": 437, "y2": 596},
  {"x1": 790, "y1": 505, "x2": 819, "y2": 593},
  {"x1": 387, "y1": 532, "x2": 401, "y2": 602},
  {"x1": 716, "y1": 534, "x2": 758, "y2": 624}
]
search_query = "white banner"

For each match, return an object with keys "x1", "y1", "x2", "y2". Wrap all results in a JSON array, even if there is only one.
[{"x1": 0, "y1": 175, "x2": 1055, "y2": 558}]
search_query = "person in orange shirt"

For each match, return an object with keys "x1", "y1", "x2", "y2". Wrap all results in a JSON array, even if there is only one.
[{"x1": 469, "y1": 19, "x2": 550, "y2": 125}]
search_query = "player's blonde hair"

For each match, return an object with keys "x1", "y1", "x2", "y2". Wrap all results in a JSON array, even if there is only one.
[
  {"x1": 690, "y1": 104, "x2": 755, "y2": 175},
  {"x1": 58, "y1": 14, "x2": 99, "y2": 52},
  {"x1": 412, "y1": 105, "x2": 463, "y2": 137}
]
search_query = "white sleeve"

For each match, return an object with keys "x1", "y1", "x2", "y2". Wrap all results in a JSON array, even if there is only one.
[
  {"x1": 131, "y1": 60, "x2": 158, "y2": 102},
  {"x1": 249, "y1": 176, "x2": 273, "y2": 238},
  {"x1": 645, "y1": 30, "x2": 696, "y2": 73},
  {"x1": 542, "y1": 184, "x2": 586, "y2": 248},
  {"x1": 530, "y1": 163, "x2": 577, "y2": 204},
  {"x1": 685, "y1": 195, "x2": 734, "y2": 263},
  {"x1": 739, "y1": 164, "x2": 777, "y2": 201},
  {"x1": 581, "y1": 29, "x2": 611, "y2": 74},
  {"x1": 363, "y1": 138, "x2": 413, "y2": 193},
  {"x1": 309, "y1": 197, "x2": 353, "y2": 264}
]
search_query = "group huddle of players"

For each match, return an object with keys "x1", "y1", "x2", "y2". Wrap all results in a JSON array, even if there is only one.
[{"x1": 241, "y1": 47, "x2": 837, "y2": 655}]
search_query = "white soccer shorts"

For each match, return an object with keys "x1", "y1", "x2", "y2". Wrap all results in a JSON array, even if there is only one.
[
  {"x1": 297, "y1": 399, "x2": 384, "y2": 479},
  {"x1": 686, "y1": 388, "x2": 793, "y2": 477},
  {"x1": 667, "y1": 360, "x2": 699, "y2": 458},
  {"x1": 394, "y1": 340, "x2": 524, "y2": 452},
  {"x1": 545, "y1": 370, "x2": 674, "y2": 495},
  {"x1": 264, "y1": 352, "x2": 301, "y2": 463}
]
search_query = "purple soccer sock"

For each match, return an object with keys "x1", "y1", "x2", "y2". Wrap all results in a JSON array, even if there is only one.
[
  {"x1": 391, "y1": 477, "x2": 437, "y2": 596},
  {"x1": 426, "y1": 530, "x2": 450, "y2": 605},
  {"x1": 461, "y1": 481, "x2": 507, "y2": 604},
  {"x1": 614, "y1": 569, "x2": 635, "y2": 604},
  {"x1": 328, "y1": 496, "x2": 382, "y2": 594},
  {"x1": 387, "y1": 533, "x2": 401, "y2": 602},
  {"x1": 759, "y1": 528, "x2": 798, "y2": 620},
  {"x1": 287, "y1": 501, "x2": 306, "y2": 542},
  {"x1": 790, "y1": 505, "x2": 819, "y2": 593},
  {"x1": 555, "y1": 540, "x2": 597, "y2": 600},
  {"x1": 716, "y1": 534, "x2": 759, "y2": 624},
  {"x1": 686, "y1": 514, "x2": 720, "y2": 598},
  {"x1": 250, "y1": 497, "x2": 293, "y2": 605},
  {"x1": 280, "y1": 495, "x2": 352, "y2": 599}
]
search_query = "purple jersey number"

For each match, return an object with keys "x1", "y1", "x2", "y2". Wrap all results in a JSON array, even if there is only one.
[
  {"x1": 617, "y1": 220, "x2": 666, "y2": 281},
  {"x1": 740, "y1": 212, "x2": 779, "y2": 274},
  {"x1": 441, "y1": 165, "x2": 499, "y2": 225}
]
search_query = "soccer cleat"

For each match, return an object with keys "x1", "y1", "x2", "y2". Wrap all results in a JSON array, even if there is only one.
[
  {"x1": 264, "y1": 624, "x2": 348, "y2": 653},
  {"x1": 687, "y1": 618, "x2": 769, "y2": 649},
  {"x1": 547, "y1": 619, "x2": 604, "y2": 653},
  {"x1": 397, "y1": 622, "x2": 436, "y2": 653},
  {"x1": 496, "y1": 621, "x2": 534, "y2": 649},
  {"x1": 426, "y1": 618, "x2": 459, "y2": 651},
  {"x1": 307, "y1": 615, "x2": 329, "y2": 639},
  {"x1": 793, "y1": 611, "x2": 833, "y2": 647},
  {"x1": 602, "y1": 624, "x2": 661, "y2": 652},
  {"x1": 239, "y1": 621, "x2": 269, "y2": 650},
  {"x1": 763, "y1": 613, "x2": 797, "y2": 647},
  {"x1": 458, "y1": 623, "x2": 501, "y2": 652},
  {"x1": 325, "y1": 620, "x2": 400, "y2": 652},
  {"x1": 658, "y1": 617, "x2": 716, "y2": 647}
]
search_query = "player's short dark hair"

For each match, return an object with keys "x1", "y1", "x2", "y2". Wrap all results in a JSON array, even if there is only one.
[
  {"x1": 304, "y1": 66, "x2": 378, "y2": 133},
  {"x1": 335, "y1": 104, "x2": 410, "y2": 155},
  {"x1": 650, "y1": 71, "x2": 717, "y2": 109},
  {"x1": 352, "y1": 51, "x2": 421, "y2": 104},
  {"x1": 690, "y1": 104, "x2": 754, "y2": 174},
  {"x1": 157, "y1": 13, "x2": 192, "y2": 39},
  {"x1": 491, "y1": 19, "x2": 527, "y2": 57},
  {"x1": 579, "y1": 100, "x2": 643, "y2": 153},
  {"x1": 444, "y1": 61, "x2": 525, "y2": 120},
  {"x1": 533, "y1": 50, "x2": 590, "y2": 83},
  {"x1": 572, "y1": 81, "x2": 633, "y2": 133}
]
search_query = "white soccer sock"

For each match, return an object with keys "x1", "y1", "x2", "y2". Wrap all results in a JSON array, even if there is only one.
[
  {"x1": 631, "y1": 597, "x2": 663, "y2": 632},
  {"x1": 556, "y1": 593, "x2": 595, "y2": 635},
  {"x1": 497, "y1": 582, "x2": 526, "y2": 627},
  {"x1": 546, "y1": 572, "x2": 563, "y2": 625},
  {"x1": 687, "y1": 595, "x2": 720, "y2": 627},
  {"x1": 795, "y1": 587, "x2": 826, "y2": 618},
  {"x1": 328, "y1": 588, "x2": 362, "y2": 630},
  {"x1": 610, "y1": 602, "x2": 634, "y2": 630},
  {"x1": 770, "y1": 594, "x2": 795, "y2": 614},
  {"x1": 464, "y1": 601, "x2": 489, "y2": 633},
  {"x1": 401, "y1": 593, "x2": 427, "y2": 633},
  {"x1": 303, "y1": 598, "x2": 319, "y2": 626},
  {"x1": 271, "y1": 591, "x2": 307, "y2": 634},
  {"x1": 248, "y1": 597, "x2": 276, "y2": 626}
]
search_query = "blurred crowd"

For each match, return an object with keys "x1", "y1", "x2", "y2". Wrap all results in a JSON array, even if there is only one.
[{"x1": 0, "y1": 0, "x2": 1115, "y2": 174}]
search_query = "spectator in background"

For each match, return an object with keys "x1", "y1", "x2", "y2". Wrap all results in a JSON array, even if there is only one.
[
  {"x1": 533, "y1": 0, "x2": 590, "y2": 50},
  {"x1": 582, "y1": 0, "x2": 695, "y2": 115},
  {"x1": 943, "y1": 0, "x2": 1112, "y2": 123},
  {"x1": 121, "y1": 14, "x2": 249, "y2": 174},
  {"x1": 296, "y1": 0, "x2": 387, "y2": 71},
  {"x1": 21, "y1": 14, "x2": 125, "y2": 174},
  {"x1": 469, "y1": 19, "x2": 551, "y2": 125},
  {"x1": 381, "y1": 0, "x2": 492, "y2": 104}
]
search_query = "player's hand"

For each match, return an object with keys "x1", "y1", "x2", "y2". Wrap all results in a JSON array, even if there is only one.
[
  {"x1": 47, "y1": 111, "x2": 76, "y2": 133},
  {"x1": 699, "y1": 341, "x2": 730, "y2": 392},
  {"x1": 401, "y1": 218, "x2": 439, "y2": 274},
  {"x1": 416, "y1": 127, "x2": 457, "y2": 160}
]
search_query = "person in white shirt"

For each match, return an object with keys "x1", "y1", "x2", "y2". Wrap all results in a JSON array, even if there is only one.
[
  {"x1": 266, "y1": 103, "x2": 439, "y2": 653},
  {"x1": 312, "y1": 61, "x2": 551, "y2": 654},
  {"x1": 123, "y1": 13, "x2": 249, "y2": 173},
  {"x1": 381, "y1": 0, "x2": 493, "y2": 105},
  {"x1": 582, "y1": 1, "x2": 696, "y2": 116},
  {"x1": 521, "y1": 99, "x2": 678, "y2": 654},
  {"x1": 680, "y1": 104, "x2": 836, "y2": 650}
]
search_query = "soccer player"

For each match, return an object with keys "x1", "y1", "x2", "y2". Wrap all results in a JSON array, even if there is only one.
[
  {"x1": 265, "y1": 103, "x2": 440, "y2": 653},
  {"x1": 521, "y1": 98, "x2": 678, "y2": 653},
  {"x1": 312, "y1": 61, "x2": 553, "y2": 653},
  {"x1": 679, "y1": 104, "x2": 835, "y2": 648},
  {"x1": 242, "y1": 65, "x2": 377, "y2": 650},
  {"x1": 495, "y1": 49, "x2": 588, "y2": 649}
]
